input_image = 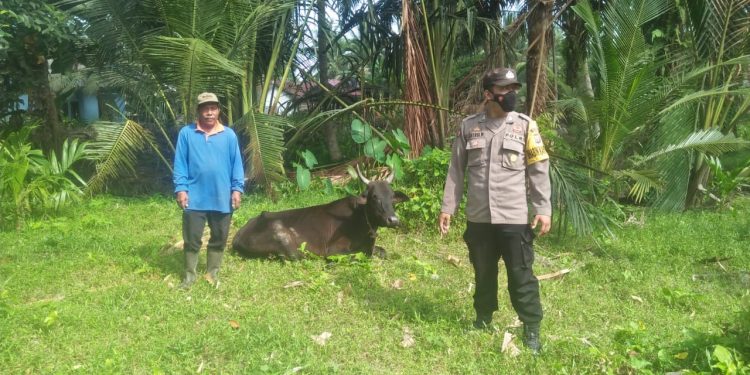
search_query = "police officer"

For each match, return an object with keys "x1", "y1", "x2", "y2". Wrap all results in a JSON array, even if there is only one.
[{"x1": 438, "y1": 67, "x2": 551, "y2": 354}]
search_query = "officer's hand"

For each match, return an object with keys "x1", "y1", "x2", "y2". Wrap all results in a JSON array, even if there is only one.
[
  {"x1": 531, "y1": 215, "x2": 551, "y2": 236},
  {"x1": 176, "y1": 191, "x2": 188, "y2": 209},
  {"x1": 438, "y1": 212, "x2": 451, "y2": 236},
  {"x1": 231, "y1": 191, "x2": 242, "y2": 210}
]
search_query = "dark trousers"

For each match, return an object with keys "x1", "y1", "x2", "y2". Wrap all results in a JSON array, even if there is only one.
[
  {"x1": 463, "y1": 222, "x2": 543, "y2": 325},
  {"x1": 182, "y1": 210, "x2": 232, "y2": 253}
]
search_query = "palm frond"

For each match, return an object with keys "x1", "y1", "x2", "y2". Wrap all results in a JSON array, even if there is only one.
[
  {"x1": 287, "y1": 100, "x2": 370, "y2": 148},
  {"x1": 222, "y1": 0, "x2": 295, "y2": 61},
  {"x1": 55, "y1": 138, "x2": 89, "y2": 187},
  {"x1": 85, "y1": 120, "x2": 164, "y2": 194},
  {"x1": 614, "y1": 169, "x2": 664, "y2": 203},
  {"x1": 553, "y1": 97, "x2": 590, "y2": 125},
  {"x1": 550, "y1": 160, "x2": 615, "y2": 236},
  {"x1": 651, "y1": 152, "x2": 692, "y2": 212},
  {"x1": 234, "y1": 111, "x2": 288, "y2": 191},
  {"x1": 571, "y1": 0, "x2": 670, "y2": 170},
  {"x1": 659, "y1": 87, "x2": 750, "y2": 116},
  {"x1": 142, "y1": 36, "x2": 245, "y2": 112},
  {"x1": 640, "y1": 128, "x2": 750, "y2": 164},
  {"x1": 149, "y1": 0, "x2": 225, "y2": 40},
  {"x1": 695, "y1": 0, "x2": 750, "y2": 61}
]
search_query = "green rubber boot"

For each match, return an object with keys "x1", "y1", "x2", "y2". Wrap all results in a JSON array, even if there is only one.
[
  {"x1": 205, "y1": 250, "x2": 224, "y2": 288},
  {"x1": 179, "y1": 250, "x2": 199, "y2": 289}
]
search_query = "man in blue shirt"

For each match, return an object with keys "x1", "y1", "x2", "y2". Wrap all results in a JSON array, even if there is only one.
[{"x1": 173, "y1": 92, "x2": 245, "y2": 289}]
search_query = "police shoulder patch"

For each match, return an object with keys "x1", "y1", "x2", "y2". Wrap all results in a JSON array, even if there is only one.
[
  {"x1": 517, "y1": 112, "x2": 533, "y2": 124},
  {"x1": 524, "y1": 119, "x2": 549, "y2": 165},
  {"x1": 463, "y1": 113, "x2": 480, "y2": 121}
]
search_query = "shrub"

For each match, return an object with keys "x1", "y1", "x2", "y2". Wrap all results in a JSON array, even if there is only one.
[
  {"x1": 0, "y1": 126, "x2": 87, "y2": 230},
  {"x1": 394, "y1": 147, "x2": 465, "y2": 229}
]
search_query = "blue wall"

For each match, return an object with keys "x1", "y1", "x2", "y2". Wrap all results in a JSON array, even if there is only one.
[{"x1": 79, "y1": 93, "x2": 100, "y2": 123}]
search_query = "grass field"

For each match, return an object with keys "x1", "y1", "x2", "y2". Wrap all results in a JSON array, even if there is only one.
[{"x1": 1, "y1": 192, "x2": 748, "y2": 374}]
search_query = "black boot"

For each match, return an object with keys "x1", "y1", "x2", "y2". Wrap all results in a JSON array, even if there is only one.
[
  {"x1": 473, "y1": 311, "x2": 493, "y2": 329},
  {"x1": 523, "y1": 323, "x2": 542, "y2": 355},
  {"x1": 205, "y1": 249, "x2": 224, "y2": 288},
  {"x1": 179, "y1": 250, "x2": 199, "y2": 289}
]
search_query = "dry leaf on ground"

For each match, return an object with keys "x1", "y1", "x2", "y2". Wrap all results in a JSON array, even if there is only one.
[
  {"x1": 229, "y1": 320, "x2": 240, "y2": 329},
  {"x1": 500, "y1": 331, "x2": 521, "y2": 357},
  {"x1": 506, "y1": 317, "x2": 523, "y2": 329},
  {"x1": 337, "y1": 291, "x2": 344, "y2": 305},
  {"x1": 446, "y1": 255, "x2": 461, "y2": 267},
  {"x1": 400, "y1": 326, "x2": 415, "y2": 348},
  {"x1": 537, "y1": 268, "x2": 571, "y2": 281},
  {"x1": 284, "y1": 280, "x2": 304, "y2": 289},
  {"x1": 311, "y1": 331, "x2": 332, "y2": 346}
]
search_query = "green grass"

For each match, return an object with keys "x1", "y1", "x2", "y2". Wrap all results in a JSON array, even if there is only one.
[{"x1": 1, "y1": 192, "x2": 749, "y2": 374}]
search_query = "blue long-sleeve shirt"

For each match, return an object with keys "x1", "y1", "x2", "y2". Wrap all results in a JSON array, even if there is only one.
[{"x1": 173, "y1": 123, "x2": 245, "y2": 213}]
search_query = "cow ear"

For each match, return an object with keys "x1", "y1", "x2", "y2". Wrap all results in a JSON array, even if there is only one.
[
  {"x1": 393, "y1": 191, "x2": 410, "y2": 204},
  {"x1": 355, "y1": 194, "x2": 368, "y2": 205}
]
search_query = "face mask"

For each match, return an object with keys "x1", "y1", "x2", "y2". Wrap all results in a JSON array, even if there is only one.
[{"x1": 492, "y1": 91, "x2": 516, "y2": 112}]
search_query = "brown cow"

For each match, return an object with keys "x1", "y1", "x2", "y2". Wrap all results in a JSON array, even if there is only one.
[{"x1": 232, "y1": 167, "x2": 409, "y2": 259}]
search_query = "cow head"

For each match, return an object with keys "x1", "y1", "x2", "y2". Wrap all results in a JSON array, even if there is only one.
[{"x1": 356, "y1": 165, "x2": 409, "y2": 228}]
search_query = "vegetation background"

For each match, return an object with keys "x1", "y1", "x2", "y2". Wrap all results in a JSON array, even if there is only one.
[{"x1": 1, "y1": 0, "x2": 749, "y2": 373}]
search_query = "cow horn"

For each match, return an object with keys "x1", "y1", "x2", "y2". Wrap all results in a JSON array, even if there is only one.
[
  {"x1": 355, "y1": 164, "x2": 371, "y2": 185},
  {"x1": 385, "y1": 169, "x2": 395, "y2": 184}
]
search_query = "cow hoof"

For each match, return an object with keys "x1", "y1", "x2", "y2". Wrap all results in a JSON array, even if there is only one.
[{"x1": 373, "y1": 246, "x2": 387, "y2": 259}]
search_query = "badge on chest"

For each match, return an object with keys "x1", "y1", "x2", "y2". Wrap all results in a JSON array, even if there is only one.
[
  {"x1": 465, "y1": 126, "x2": 486, "y2": 150},
  {"x1": 469, "y1": 126, "x2": 483, "y2": 139},
  {"x1": 467, "y1": 137, "x2": 487, "y2": 150},
  {"x1": 504, "y1": 125, "x2": 525, "y2": 143}
]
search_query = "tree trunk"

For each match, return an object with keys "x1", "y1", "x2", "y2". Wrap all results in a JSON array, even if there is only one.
[
  {"x1": 317, "y1": 0, "x2": 342, "y2": 162},
  {"x1": 561, "y1": 2, "x2": 587, "y2": 92},
  {"x1": 526, "y1": 0, "x2": 553, "y2": 117},
  {"x1": 685, "y1": 157, "x2": 710, "y2": 209},
  {"x1": 30, "y1": 56, "x2": 62, "y2": 151},
  {"x1": 402, "y1": 0, "x2": 436, "y2": 157}
]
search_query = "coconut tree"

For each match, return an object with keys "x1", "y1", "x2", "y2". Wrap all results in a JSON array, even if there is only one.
[
  {"x1": 652, "y1": 0, "x2": 750, "y2": 209},
  {"x1": 554, "y1": 0, "x2": 749, "y2": 214},
  {"x1": 58, "y1": 0, "x2": 299, "y2": 192}
]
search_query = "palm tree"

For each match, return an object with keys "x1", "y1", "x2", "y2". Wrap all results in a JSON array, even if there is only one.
[
  {"x1": 58, "y1": 0, "x2": 299, "y2": 192},
  {"x1": 402, "y1": 0, "x2": 436, "y2": 157},
  {"x1": 560, "y1": 0, "x2": 590, "y2": 95},
  {"x1": 526, "y1": 0, "x2": 553, "y2": 117},
  {"x1": 656, "y1": 0, "x2": 750, "y2": 209},
  {"x1": 554, "y1": 0, "x2": 749, "y2": 214},
  {"x1": 316, "y1": 0, "x2": 343, "y2": 161}
]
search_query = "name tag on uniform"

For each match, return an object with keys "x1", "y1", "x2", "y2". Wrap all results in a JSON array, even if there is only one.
[{"x1": 466, "y1": 138, "x2": 486, "y2": 150}]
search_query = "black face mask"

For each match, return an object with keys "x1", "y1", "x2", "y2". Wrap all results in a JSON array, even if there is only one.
[{"x1": 492, "y1": 91, "x2": 516, "y2": 112}]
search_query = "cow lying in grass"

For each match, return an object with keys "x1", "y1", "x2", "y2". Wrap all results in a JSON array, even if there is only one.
[{"x1": 232, "y1": 167, "x2": 409, "y2": 260}]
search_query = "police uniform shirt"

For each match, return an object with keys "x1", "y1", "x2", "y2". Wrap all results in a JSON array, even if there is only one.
[{"x1": 441, "y1": 111, "x2": 551, "y2": 224}]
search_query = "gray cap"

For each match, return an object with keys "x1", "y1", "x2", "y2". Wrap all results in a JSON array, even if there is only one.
[
  {"x1": 197, "y1": 92, "x2": 220, "y2": 106},
  {"x1": 482, "y1": 68, "x2": 521, "y2": 90}
]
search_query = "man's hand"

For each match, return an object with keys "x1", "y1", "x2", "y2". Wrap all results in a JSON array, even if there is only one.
[
  {"x1": 531, "y1": 215, "x2": 551, "y2": 236},
  {"x1": 438, "y1": 212, "x2": 452, "y2": 236},
  {"x1": 231, "y1": 191, "x2": 242, "y2": 210},
  {"x1": 176, "y1": 191, "x2": 188, "y2": 209}
]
